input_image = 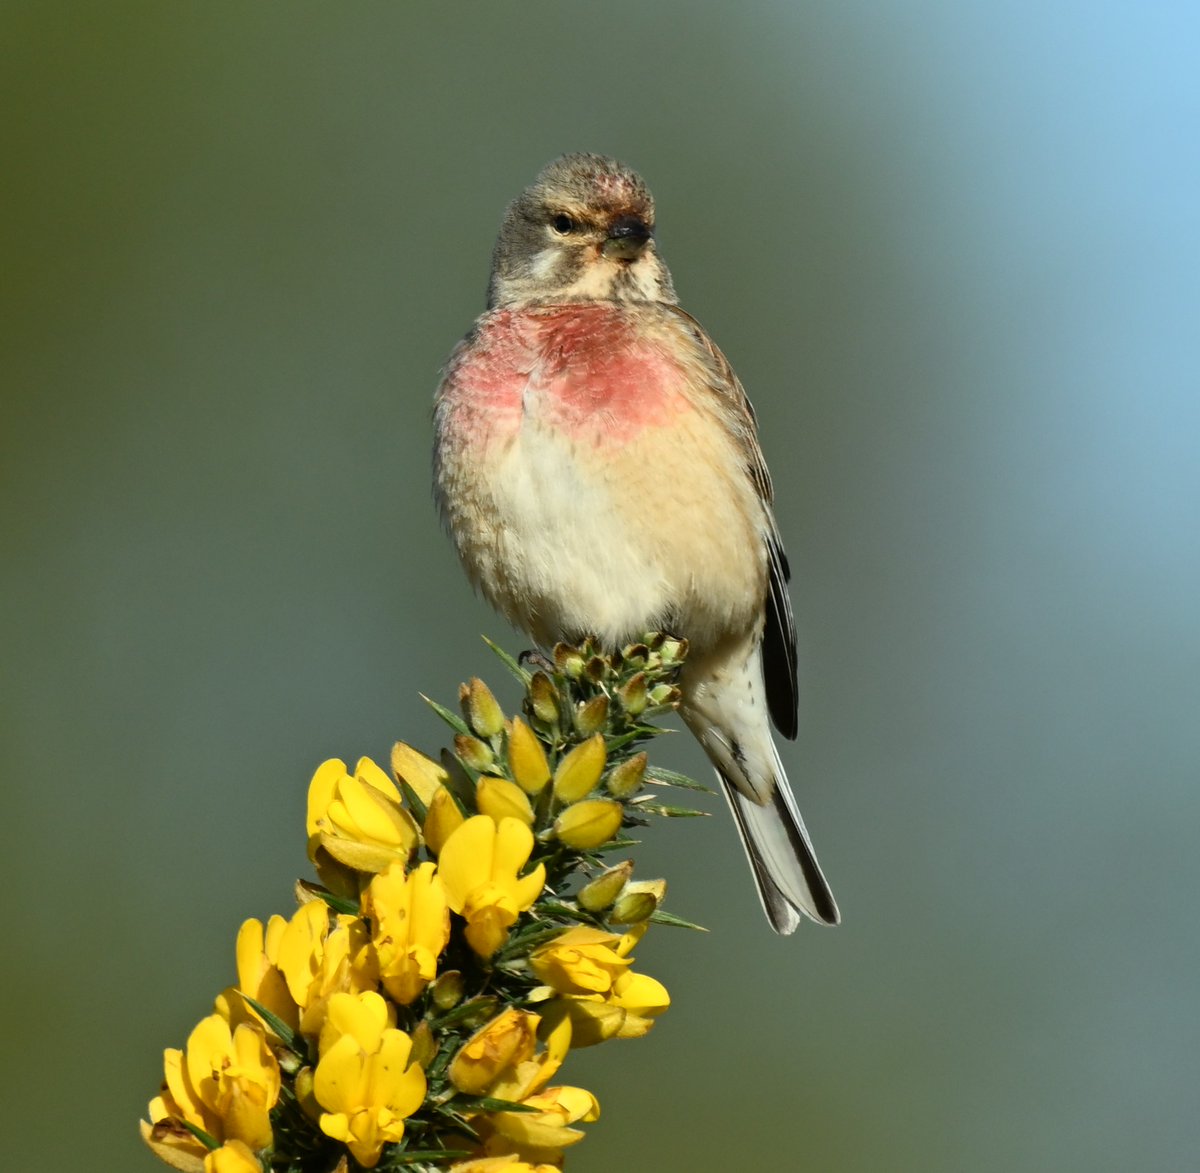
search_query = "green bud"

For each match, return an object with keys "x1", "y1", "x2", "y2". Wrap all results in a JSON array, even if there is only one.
[
  {"x1": 578, "y1": 860, "x2": 634, "y2": 911},
  {"x1": 554, "y1": 643, "x2": 585, "y2": 678},
  {"x1": 606, "y1": 751, "x2": 647, "y2": 798},
  {"x1": 528, "y1": 671, "x2": 560, "y2": 724},
  {"x1": 612, "y1": 879, "x2": 666, "y2": 924},
  {"x1": 431, "y1": 969, "x2": 465, "y2": 1010},
  {"x1": 617, "y1": 671, "x2": 648, "y2": 716},
  {"x1": 574, "y1": 693, "x2": 609, "y2": 737},
  {"x1": 454, "y1": 733, "x2": 494, "y2": 772}
]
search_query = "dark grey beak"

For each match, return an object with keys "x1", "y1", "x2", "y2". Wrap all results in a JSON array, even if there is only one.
[{"x1": 602, "y1": 215, "x2": 652, "y2": 261}]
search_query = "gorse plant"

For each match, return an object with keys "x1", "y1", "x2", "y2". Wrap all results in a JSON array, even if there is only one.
[{"x1": 142, "y1": 635, "x2": 708, "y2": 1173}]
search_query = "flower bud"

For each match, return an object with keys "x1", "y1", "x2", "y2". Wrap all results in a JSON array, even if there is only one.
[
  {"x1": 553, "y1": 734, "x2": 606, "y2": 803},
  {"x1": 605, "y1": 751, "x2": 647, "y2": 798},
  {"x1": 574, "y1": 694, "x2": 609, "y2": 737},
  {"x1": 659, "y1": 636, "x2": 688, "y2": 664},
  {"x1": 648, "y1": 683, "x2": 680, "y2": 707},
  {"x1": 622, "y1": 642, "x2": 650, "y2": 669},
  {"x1": 611, "y1": 879, "x2": 666, "y2": 924},
  {"x1": 431, "y1": 969, "x2": 464, "y2": 1010},
  {"x1": 408, "y1": 1020, "x2": 437, "y2": 1069},
  {"x1": 422, "y1": 786, "x2": 465, "y2": 854},
  {"x1": 617, "y1": 671, "x2": 648, "y2": 716},
  {"x1": 462, "y1": 676, "x2": 505, "y2": 738},
  {"x1": 454, "y1": 733, "x2": 495, "y2": 773},
  {"x1": 577, "y1": 860, "x2": 634, "y2": 911},
  {"x1": 476, "y1": 775, "x2": 535, "y2": 826},
  {"x1": 553, "y1": 798, "x2": 623, "y2": 849},
  {"x1": 528, "y1": 671, "x2": 560, "y2": 724},
  {"x1": 508, "y1": 717, "x2": 551, "y2": 795},
  {"x1": 554, "y1": 644, "x2": 585, "y2": 678}
]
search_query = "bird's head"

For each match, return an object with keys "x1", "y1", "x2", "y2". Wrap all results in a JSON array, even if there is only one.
[{"x1": 487, "y1": 153, "x2": 677, "y2": 309}]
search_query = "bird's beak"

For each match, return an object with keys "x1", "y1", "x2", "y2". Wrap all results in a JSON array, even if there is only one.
[{"x1": 601, "y1": 214, "x2": 653, "y2": 261}]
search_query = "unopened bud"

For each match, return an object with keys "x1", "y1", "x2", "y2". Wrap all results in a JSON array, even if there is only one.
[
  {"x1": 423, "y1": 786, "x2": 466, "y2": 855},
  {"x1": 554, "y1": 644, "x2": 585, "y2": 678},
  {"x1": 553, "y1": 798, "x2": 623, "y2": 850},
  {"x1": 606, "y1": 752, "x2": 647, "y2": 799},
  {"x1": 528, "y1": 672, "x2": 560, "y2": 724},
  {"x1": 463, "y1": 677, "x2": 505, "y2": 738},
  {"x1": 617, "y1": 672, "x2": 648, "y2": 716},
  {"x1": 612, "y1": 879, "x2": 666, "y2": 924},
  {"x1": 476, "y1": 775, "x2": 535, "y2": 826},
  {"x1": 454, "y1": 733, "x2": 494, "y2": 773},
  {"x1": 409, "y1": 1020, "x2": 437, "y2": 1069},
  {"x1": 573, "y1": 694, "x2": 609, "y2": 737},
  {"x1": 660, "y1": 637, "x2": 687, "y2": 664},
  {"x1": 578, "y1": 860, "x2": 634, "y2": 911},
  {"x1": 431, "y1": 969, "x2": 464, "y2": 1011},
  {"x1": 553, "y1": 734, "x2": 606, "y2": 803},
  {"x1": 508, "y1": 717, "x2": 551, "y2": 795}
]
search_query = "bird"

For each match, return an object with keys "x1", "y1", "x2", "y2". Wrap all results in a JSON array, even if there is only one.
[{"x1": 432, "y1": 153, "x2": 839, "y2": 933}]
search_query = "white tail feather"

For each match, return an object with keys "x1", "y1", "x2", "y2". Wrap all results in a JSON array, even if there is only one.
[{"x1": 681, "y1": 640, "x2": 839, "y2": 933}]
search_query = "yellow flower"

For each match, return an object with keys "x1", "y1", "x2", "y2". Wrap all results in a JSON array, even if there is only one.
[
  {"x1": 449, "y1": 1159, "x2": 560, "y2": 1173},
  {"x1": 438, "y1": 816, "x2": 545, "y2": 958},
  {"x1": 539, "y1": 925, "x2": 669, "y2": 1047},
  {"x1": 215, "y1": 916, "x2": 298, "y2": 1040},
  {"x1": 391, "y1": 740, "x2": 451, "y2": 805},
  {"x1": 151, "y1": 1015, "x2": 280, "y2": 1153},
  {"x1": 307, "y1": 757, "x2": 420, "y2": 874},
  {"x1": 448, "y1": 1008, "x2": 546, "y2": 1097},
  {"x1": 363, "y1": 862, "x2": 450, "y2": 1005},
  {"x1": 449, "y1": 1010, "x2": 597, "y2": 1160},
  {"x1": 312, "y1": 1002, "x2": 426, "y2": 1168},
  {"x1": 274, "y1": 900, "x2": 379, "y2": 1037},
  {"x1": 204, "y1": 1140, "x2": 262, "y2": 1173},
  {"x1": 552, "y1": 798, "x2": 623, "y2": 850},
  {"x1": 488, "y1": 1082, "x2": 600, "y2": 1154},
  {"x1": 529, "y1": 926, "x2": 631, "y2": 995}
]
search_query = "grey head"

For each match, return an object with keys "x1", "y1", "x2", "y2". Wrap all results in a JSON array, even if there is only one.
[{"x1": 487, "y1": 153, "x2": 678, "y2": 309}]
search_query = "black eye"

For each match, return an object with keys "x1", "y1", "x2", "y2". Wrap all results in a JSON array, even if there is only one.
[{"x1": 551, "y1": 213, "x2": 575, "y2": 235}]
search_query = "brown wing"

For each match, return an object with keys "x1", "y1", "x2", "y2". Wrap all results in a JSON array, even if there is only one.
[{"x1": 665, "y1": 305, "x2": 800, "y2": 739}]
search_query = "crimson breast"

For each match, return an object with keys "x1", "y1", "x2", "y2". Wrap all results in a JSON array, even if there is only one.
[{"x1": 445, "y1": 304, "x2": 686, "y2": 446}]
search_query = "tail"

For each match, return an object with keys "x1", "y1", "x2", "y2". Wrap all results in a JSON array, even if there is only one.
[
  {"x1": 681, "y1": 641, "x2": 840, "y2": 934},
  {"x1": 720, "y1": 750, "x2": 840, "y2": 933}
]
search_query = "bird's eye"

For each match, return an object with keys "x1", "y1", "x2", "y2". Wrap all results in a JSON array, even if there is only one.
[{"x1": 551, "y1": 213, "x2": 576, "y2": 235}]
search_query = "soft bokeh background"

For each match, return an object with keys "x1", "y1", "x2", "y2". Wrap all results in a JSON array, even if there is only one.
[{"x1": 4, "y1": 2, "x2": 1198, "y2": 1169}]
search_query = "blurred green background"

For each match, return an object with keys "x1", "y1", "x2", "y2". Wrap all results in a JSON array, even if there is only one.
[{"x1": 4, "y1": 2, "x2": 1198, "y2": 1170}]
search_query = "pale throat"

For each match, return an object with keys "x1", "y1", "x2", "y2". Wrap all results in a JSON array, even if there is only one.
[{"x1": 530, "y1": 246, "x2": 665, "y2": 302}]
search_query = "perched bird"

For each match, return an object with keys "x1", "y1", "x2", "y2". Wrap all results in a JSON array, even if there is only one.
[{"x1": 433, "y1": 153, "x2": 839, "y2": 933}]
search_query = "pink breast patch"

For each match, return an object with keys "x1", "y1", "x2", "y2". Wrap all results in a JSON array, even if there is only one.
[{"x1": 445, "y1": 305, "x2": 685, "y2": 448}]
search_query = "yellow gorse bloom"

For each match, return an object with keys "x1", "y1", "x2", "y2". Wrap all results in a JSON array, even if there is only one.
[
  {"x1": 150, "y1": 1015, "x2": 280, "y2": 1155},
  {"x1": 274, "y1": 899, "x2": 379, "y2": 1037},
  {"x1": 364, "y1": 859, "x2": 451, "y2": 1005},
  {"x1": 312, "y1": 995, "x2": 427, "y2": 1168},
  {"x1": 535, "y1": 923, "x2": 670, "y2": 1047},
  {"x1": 448, "y1": 1159, "x2": 561, "y2": 1173},
  {"x1": 449, "y1": 1010, "x2": 597, "y2": 1159},
  {"x1": 307, "y1": 756, "x2": 420, "y2": 874},
  {"x1": 529, "y1": 926, "x2": 632, "y2": 995},
  {"x1": 204, "y1": 1140, "x2": 262, "y2": 1173},
  {"x1": 214, "y1": 915, "x2": 298, "y2": 1040},
  {"x1": 145, "y1": 641, "x2": 684, "y2": 1173},
  {"x1": 438, "y1": 816, "x2": 545, "y2": 958}
]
